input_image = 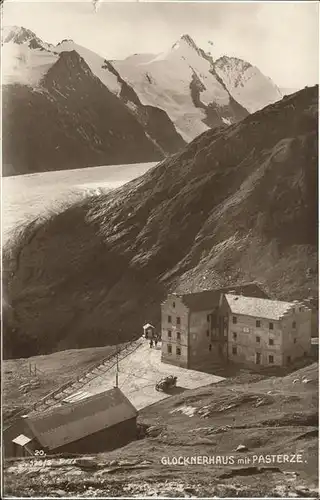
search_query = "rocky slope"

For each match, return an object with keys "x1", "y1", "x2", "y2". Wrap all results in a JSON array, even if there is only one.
[
  {"x1": 3, "y1": 86, "x2": 318, "y2": 358},
  {"x1": 4, "y1": 363, "x2": 318, "y2": 497}
]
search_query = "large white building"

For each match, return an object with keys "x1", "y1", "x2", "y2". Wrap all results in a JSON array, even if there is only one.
[
  {"x1": 224, "y1": 294, "x2": 311, "y2": 367},
  {"x1": 161, "y1": 285, "x2": 312, "y2": 371}
]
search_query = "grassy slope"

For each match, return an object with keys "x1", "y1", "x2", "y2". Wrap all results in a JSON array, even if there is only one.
[
  {"x1": 3, "y1": 345, "x2": 117, "y2": 423},
  {"x1": 3, "y1": 86, "x2": 318, "y2": 357},
  {"x1": 4, "y1": 363, "x2": 318, "y2": 497}
]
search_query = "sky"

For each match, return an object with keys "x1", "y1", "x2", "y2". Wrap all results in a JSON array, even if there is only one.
[{"x1": 2, "y1": 1, "x2": 319, "y2": 89}]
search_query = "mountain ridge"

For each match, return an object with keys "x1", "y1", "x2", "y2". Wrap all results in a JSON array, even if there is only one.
[
  {"x1": 2, "y1": 38, "x2": 185, "y2": 176},
  {"x1": 2, "y1": 50, "x2": 167, "y2": 175},
  {"x1": 2, "y1": 27, "x2": 186, "y2": 175},
  {"x1": 113, "y1": 33, "x2": 250, "y2": 141},
  {"x1": 2, "y1": 25, "x2": 45, "y2": 46},
  {"x1": 2, "y1": 26, "x2": 284, "y2": 175}
]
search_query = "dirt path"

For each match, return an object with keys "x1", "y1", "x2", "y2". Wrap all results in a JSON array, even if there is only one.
[{"x1": 63, "y1": 340, "x2": 224, "y2": 410}]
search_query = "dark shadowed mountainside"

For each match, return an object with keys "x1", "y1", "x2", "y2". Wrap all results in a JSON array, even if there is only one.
[
  {"x1": 2, "y1": 50, "x2": 185, "y2": 176},
  {"x1": 3, "y1": 86, "x2": 318, "y2": 358}
]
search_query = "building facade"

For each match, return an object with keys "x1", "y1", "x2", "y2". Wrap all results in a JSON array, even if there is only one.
[
  {"x1": 225, "y1": 294, "x2": 312, "y2": 367},
  {"x1": 161, "y1": 294, "x2": 189, "y2": 368},
  {"x1": 161, "y1": 284, "x2": 312, "y2": 371},
  {"x1": 161, "y1": 283, "x2": 269, "y2": 371}
]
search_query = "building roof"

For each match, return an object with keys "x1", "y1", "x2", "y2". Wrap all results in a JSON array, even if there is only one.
[
  {"x1": 180, "y1": 289, "x2": 221, "y2": 311},
  {"x1": 26, "y1": 388, "x2": 137, "y2": 451},
  {"x1": 177, "y1": 283, "x2": 268, "y2": 312},
  {"x1": 225, "y1": 294, "x2": 296, "y2": 321},
  {"x1": 143, "y1": 323, "x2": 155, "y2": 330},
  {"x1": 12, "y1": 434, "x2": 32, "y2": 446}
]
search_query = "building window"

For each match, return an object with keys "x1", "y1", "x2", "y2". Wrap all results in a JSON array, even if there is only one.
[
  {"x1": 292, "y1": 321, "x2": 296, "y2": 329},
  {"x1": 168, "y1": 315, "x2": 172, "y2": 323},
  {"x1": 177, "y1": 332, "x2": 181, "y2": 340},
  {"x1": 167, "y1": 345, "x2": 172, "y2": 354},
  {"x1": 294, "y1": 338, "x2": 297, "y2": 344},
  {"x1": 256, "y1": 352, "x2": 261, "y2": 365},
  {"x1": 232, "y1": 346, "x2": 237, "y2": 355},
  {"x1": 206, "y1": 330, "x2": 210, "y2": 337},
  {"x1": 256, "y1": 336, "x2": 260, "y2": 343},
  {"x1": 232, "y1": 316, "x2": 237, "y2": 324},
  {"x1": 269, "y1": 355, "x2": 274, "y2": 364},
  {"x1": 168, "y1": 330, "x2": 172, "y2": 338},
  {"x1": 173, "y1": 301, "x2": 175, "y2": 308},
  {"x1": 269, "y1": 322, "x2": 274, "y2": 330},
  {"x1": 287, "y1": 355, "x2": 291, "y2": 364},
  {"x1": 233, "y1": 332, "x2": 237, "y2": 340},
  {"x1": 207, "y1": 315, "x2": 210, "y2": 322},
  {"x1": 269, "y1": 338, "x2": 274, "y2": 346},
  {"x1": 176, "y1": 347, "x2": 181, "y2": 356},
  {"x1": 209, "y1": 344, "x2": 212, "y2": 351},
  {"x1": 177, "y1": 316, "x2": 181, "y2": 325},
  {"x1": 256, "y1": 320, "x2": 261, "y2": 327}
]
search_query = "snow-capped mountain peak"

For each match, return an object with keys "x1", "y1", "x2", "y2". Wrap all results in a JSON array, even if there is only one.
[
  {"x1": 172, "y1": 34, "x2": 202, "y2": 55},
  {"x1": 2, "y1": 26, "x2": 34, "y2": 43},
  {"x1": 53, "y1": 39, "x2": 121, "y2": 95},
  {"x1": 3, "y1": 25, "x2": 283, "y2": 147},
  {"x1": 214, "y1": 55, "x2": 282, "y2": 113},
  {"x1": 2, "y1": 26, "x2": 121, "y2": 93},
  {"x1": 2, "y1": 25, "x2": 54, "y2": 54},
  {"x1": 216, "y1": 55, "x2": 252, "y2": 75},
  {"x1": 2, "y1": 26, "x2": 46, "y2": 48},
  {"x1": 114, "y1": 34, "x2": 247, "y2": 141},
  {"x1": 180, "y1": 33, "x2": 198, "y2": 46},
  {"x1": 57, "y1": 38, "x2": 75, "y2": 46},
  {"x1": 2, "y1": 25, "x2": 58, "y2": 86}
]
